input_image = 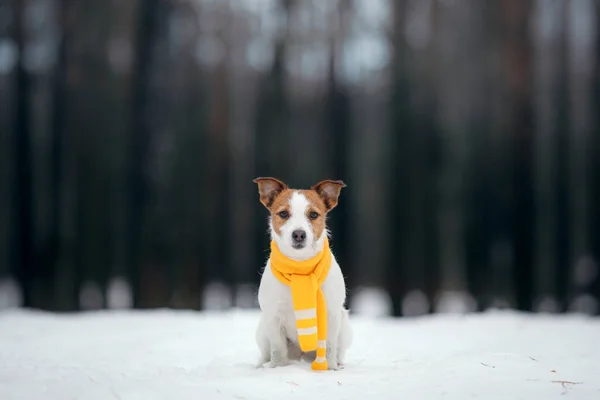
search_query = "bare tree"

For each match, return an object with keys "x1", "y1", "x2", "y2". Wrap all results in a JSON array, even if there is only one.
[
  {"x1": 499, "y1": 0, "x2": 535, "y2": 311},
  {"x1": 387, "y1": 0, "x2": 411, "y2": 316},
  {"x1": 11, "y1": 0, "x2": 34, "y2": 307},
  {"x1": 532, "y1": 0, "x2": 565, "y2": 312},
  {"x1": 591, "y1": 0, "x2": 600, "y2": 312},
  {"x1": 128, "y1": 0, "x2": 160, "y2": 307},
  {"x1": 48, "y1": 0, "x2": 69, "y2": 310},
  {"x1": 554, "y1": 2, "x2": 571, "y2": 312}
]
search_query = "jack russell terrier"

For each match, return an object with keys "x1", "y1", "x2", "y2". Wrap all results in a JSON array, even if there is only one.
[{"x1": 253, "y1": 177, "x2": 352, "y2": 371}]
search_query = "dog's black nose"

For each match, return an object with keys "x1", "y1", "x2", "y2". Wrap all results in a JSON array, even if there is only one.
[{"x1": 292, "y1": 230, "x2": 306, "y2": 243}]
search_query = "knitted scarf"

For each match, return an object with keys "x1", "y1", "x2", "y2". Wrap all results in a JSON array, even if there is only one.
[{"x1": 269, "y1": 237, "x2": 332, "y2": 371}]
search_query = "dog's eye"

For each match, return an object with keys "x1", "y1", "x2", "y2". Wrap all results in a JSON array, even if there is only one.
[
  {"x1": 278, "y1": 211, "x2": 289, "y2": 219},
  {"x1": 309, "y1": 211, "x2": 319, "y2": 220}
]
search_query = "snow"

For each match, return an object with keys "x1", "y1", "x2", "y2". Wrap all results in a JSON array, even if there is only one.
[{"x1": 0, "y1": 309, "x2": 598, "y2": 400}]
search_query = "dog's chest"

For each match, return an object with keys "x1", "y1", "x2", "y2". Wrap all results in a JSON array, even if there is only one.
[
  {"x1": 258, "y1": 257, "x2": 346, "y2": 343},
  {"x1": 258, "y1": 261, "x2": 294, "y2": 311},
  {"x1": 258, "y1": 258, "x2": 345, "y2": 313}
]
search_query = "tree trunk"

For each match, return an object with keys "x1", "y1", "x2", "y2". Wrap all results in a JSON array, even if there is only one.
[
  {"x1": 500, "y1": 0, "x2": 535, "y2": 311},
  {"x1": 554, "y1": 2, "x2": 571, "y2": 311},
  {"x1": 11, "y1": 0, "x2": 35, "y2": 308},
  {"x1": 46, "y1": 0, "x2": 70, "y2": 310},
  {"x1": 532, "y1": 0, "x2": 564, "y2": 312},
  {"x1": 388, "y1": 0, "x2": 411, "y2": 316},
  {"x1": 591, "y1": 0, "x2": 600, "y2": 313},
  {"x1": 128, "y1": 0, "x2": 159, "y2": 307}
]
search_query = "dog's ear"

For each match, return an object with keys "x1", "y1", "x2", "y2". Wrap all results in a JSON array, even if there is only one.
[
  {"x1": 253, "y1": 177, "x2": 288, "y2": 208},
  {"x1": 311, "y1": 180, "x2": 346, "y2": 211}
]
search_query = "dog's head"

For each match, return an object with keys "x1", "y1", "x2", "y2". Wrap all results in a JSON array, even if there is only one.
[{"x1": 253, "y1": 177, "x2": 346, "y2": 260}]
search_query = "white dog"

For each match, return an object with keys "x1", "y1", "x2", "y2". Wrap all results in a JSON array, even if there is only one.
[{"x1": 253, "y1": 177, "x2": 352, "y2": 370}]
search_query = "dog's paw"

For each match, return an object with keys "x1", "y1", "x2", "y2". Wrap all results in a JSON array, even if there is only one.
[
  {"x1": 264, "y1": 359, "x2": 290, "y2": 368},
  {"x1": 325, "y1": 359, "x2": 345, "y2": 370},
  {"x1": 327, "y1": 361, "x2": 342, "y2": 371},
  {"x1": 255, "y1": 354, "x2": 270, "y2": 368}
]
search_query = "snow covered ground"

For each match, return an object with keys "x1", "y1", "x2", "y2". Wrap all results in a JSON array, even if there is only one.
[{"x1": 0, "y1": 309, "x2": 598, "y2": 400}]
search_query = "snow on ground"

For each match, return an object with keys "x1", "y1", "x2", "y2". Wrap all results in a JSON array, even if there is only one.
[{"x1": 0, "y1": 309, "x2": 598, "y2": 400}]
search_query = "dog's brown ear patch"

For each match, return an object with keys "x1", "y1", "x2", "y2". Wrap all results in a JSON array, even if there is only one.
[
  {"x1": 253, "y1": 177, "x2": 288, "y2": 208},
  {"x1": 311, "y1": 180, "x2": 346, "y2": 211}
]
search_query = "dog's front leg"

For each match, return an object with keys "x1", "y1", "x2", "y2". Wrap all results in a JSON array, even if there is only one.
[
  {"x1": 255, "y1": 315, "x2": 271, "y2": 367},
  {"x1": 264, "y1": 318, "x2": 289, "y2": 368},
  {"x1": 326, "y1": 311, "x2": 342, "y2": 370},
  {"x1": 325, "y1": 340, "x2": 340, "y2": 370},
  {"x1": 336, "y1": 308, "x2": 352, "y2": 367}
]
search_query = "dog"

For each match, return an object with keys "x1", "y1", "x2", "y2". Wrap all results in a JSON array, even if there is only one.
[{"x1": 253, "y1": 177, "x2": 352, "y2": 370}]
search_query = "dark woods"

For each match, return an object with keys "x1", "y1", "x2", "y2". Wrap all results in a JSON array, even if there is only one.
[{"x1": 1, "y1": 0, "x2": 599, "y2": 316}]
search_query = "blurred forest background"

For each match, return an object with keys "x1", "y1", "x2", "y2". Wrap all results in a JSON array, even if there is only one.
[{"x1": 1, "y1": 0, "x2": 599, "y2": 316}]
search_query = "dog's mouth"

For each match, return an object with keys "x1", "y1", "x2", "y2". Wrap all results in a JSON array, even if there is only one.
[{"x1": 291, "y1": 242, "x2": 306, "y2": 250}]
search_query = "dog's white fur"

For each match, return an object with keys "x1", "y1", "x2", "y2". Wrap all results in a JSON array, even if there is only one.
[{"x1": 256, "y1": 192, "x2": 352, "y2": 370}]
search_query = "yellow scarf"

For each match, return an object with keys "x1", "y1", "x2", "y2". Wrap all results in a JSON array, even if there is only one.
[{"x1": 269, "y1": 237, "x2": 332, "y2": 371}]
